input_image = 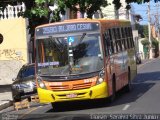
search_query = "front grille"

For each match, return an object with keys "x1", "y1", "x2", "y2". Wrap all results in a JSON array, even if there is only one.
[
  {"x1": 73, "y1": 82, "x2": 92, "y2": 90},
  {"x1": 50, "y1": 85, "x2": 69, "y2": 91},
  {"x1": 49, "y1": 82, "x2": 92, "y2": 91}
]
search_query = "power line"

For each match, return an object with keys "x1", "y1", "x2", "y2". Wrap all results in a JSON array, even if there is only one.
[{"x1": 147, "y1": 1, "x2": 152, "y2": 59}]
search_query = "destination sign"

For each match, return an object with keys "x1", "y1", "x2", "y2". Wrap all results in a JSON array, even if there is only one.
[{"x1": 36, "y1": 22, "x2": 99, "y2": 36}]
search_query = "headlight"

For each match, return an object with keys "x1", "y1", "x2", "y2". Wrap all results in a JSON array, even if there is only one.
[
  {"x1": 96, "y1": 77, "x2": 104, "y2": 85},
  {"x1": 39, "y1": 82, "x2": 45, "y2": 88},
  {"x1": 37, "y1": 76, "x2": 46, "y2": 89},
  {"x1": 12, "y1": 84, "x2": 23, "y2": 91},
  {"x1": 96, "y1": 70, "x2": 105, "y2": 85},
  {"x1": 12, "y1": 84, "x2": 18, "y2": 90}
]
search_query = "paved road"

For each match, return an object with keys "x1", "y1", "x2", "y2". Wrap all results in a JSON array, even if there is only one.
[{"x1": 1, "y1": 58, "x2": 160, "y2": 120}]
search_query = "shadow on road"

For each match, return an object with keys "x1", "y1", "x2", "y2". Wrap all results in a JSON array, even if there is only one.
[
  {"x1": 110, "y1": 71, "x2": 160, "y2": 107},
  {"x1": 47, "y1": 98, "x2": 112, "y2": 112},
  {"x1": 46, "y1": 71, "x2": 159, "y2": 112},
  {"x1": 134, "y1": 71, "x2": 160, "y2": 83}
]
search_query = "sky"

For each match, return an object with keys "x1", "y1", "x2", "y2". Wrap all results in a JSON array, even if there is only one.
[{"x1": 131, "y1": 0, "x2": 160, "y2": 25}]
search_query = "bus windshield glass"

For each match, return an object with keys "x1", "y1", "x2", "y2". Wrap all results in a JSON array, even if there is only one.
[{"x1": 36, "y1": 33, "x2": 103, "y2": 76}]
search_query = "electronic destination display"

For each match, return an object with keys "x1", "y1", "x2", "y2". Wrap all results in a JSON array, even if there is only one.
[{"x1": 36, "y1": 22, "x2": 99, "y2": 36}]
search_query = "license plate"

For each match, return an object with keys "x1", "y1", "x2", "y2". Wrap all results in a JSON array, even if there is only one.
[
  {"x1": 24, "y1": 88, "x2": 33, "y2": 93},
  {"x1": 66, "y1": 93, "x2": 77, "y2": 98}
]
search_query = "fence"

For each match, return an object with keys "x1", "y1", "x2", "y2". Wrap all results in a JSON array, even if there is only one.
[{"x1": 0, "y1": 3, "x2": 25, "y2": 20}]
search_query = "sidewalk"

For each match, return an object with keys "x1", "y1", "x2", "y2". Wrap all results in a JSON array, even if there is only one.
[{"x1": 0, "y1": 85, "x2": 13, "y2": 111}]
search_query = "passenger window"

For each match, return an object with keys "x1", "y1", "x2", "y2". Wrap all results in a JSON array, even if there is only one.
[
  {"x1": 117, "y1": 28, "x2": 122, "y2": 51},
  {"x1": 112, "y1": 28, "x2": 118, "y2": 53},
  {"x1": 104, "y1": 29, "x2": 115, "y2": 56},
  {"x1": 109, "y1": 29, "x2": 114, "y2": 54},
  {"x1": 125, "y1": 27, "x2": 130, "y2": 49}
]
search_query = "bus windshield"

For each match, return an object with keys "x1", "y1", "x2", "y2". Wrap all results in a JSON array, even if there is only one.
[{"x1": 36, "y1": 33, "x2": 103, "y2": 76}]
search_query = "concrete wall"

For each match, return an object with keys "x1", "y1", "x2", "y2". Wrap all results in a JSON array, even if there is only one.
[
  {"x1": 101, "y1": 1, "x2": 137, "y2": 29},
  {"x1": 0, "y1": 17, "x2": 29, "y2": 85},
  {"x1": 139, "y1": 38, "x2": 146, "y2": 59}
]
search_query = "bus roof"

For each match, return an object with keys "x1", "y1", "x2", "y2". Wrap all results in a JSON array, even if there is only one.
[{"x1": 36, "y1": 18, "x2": 131, "y2": 29}]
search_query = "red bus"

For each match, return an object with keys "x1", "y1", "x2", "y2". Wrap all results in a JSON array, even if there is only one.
[{"x1": 35, "y1": 19, "x2": 137, "y2": 108}]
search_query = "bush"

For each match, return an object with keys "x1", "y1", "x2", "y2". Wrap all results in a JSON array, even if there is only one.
[
  {"x1": 152, "y1": 38, "x2": 159, "y2": 48},
  {"x1": 141, "y1": 38, "x2": 150, "y2": 46}
]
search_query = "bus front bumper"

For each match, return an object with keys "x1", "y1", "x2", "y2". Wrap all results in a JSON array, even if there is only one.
[{"x1": 38, "y1": 82, "x2": 108, "y2": 103}]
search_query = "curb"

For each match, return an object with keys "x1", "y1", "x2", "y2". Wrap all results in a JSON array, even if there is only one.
[{"x1": 0, "y1": 101, "x2": 13, "y2": 111}]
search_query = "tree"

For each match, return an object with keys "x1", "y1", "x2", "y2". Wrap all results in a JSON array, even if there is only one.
[
  {"x1": 0, "y1": 0, "x2": 108, "y2": 35},
  {"x1": 64, "y1": 0, "x2": 108, "y2": 18},
  {"x1": 1, "y1": 0, "x2": 160, "y2": 37},
  {"x1": 135, "y1": 24, "x2": 148, "y2": 38},
  {"x1": 1, "y1": 0, "x2": 160, "y2": 26}
]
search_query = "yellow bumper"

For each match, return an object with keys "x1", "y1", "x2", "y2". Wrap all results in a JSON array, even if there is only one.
[{"x1": 38, "y1": 82, "x2": 108, "y2": 103}]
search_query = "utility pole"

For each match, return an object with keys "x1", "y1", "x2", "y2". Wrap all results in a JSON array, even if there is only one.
[
  {"x1": 155, "y1": 2, "x2": 160, "y2": 57},
  {"x1": 148, "y1": 1, "x2": 152, "y2": 59}
]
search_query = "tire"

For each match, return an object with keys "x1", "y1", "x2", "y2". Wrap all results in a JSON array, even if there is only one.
[
  {"x1": 139, "y1": 60, "x2": 142, "y2": 64},
  {"x1": 51, "y1": 102, "x2": 60, "y2": 111},
  {"x1": 51, "y1": 102, "x2": 58, "y2": 109},
  {"x1": 12, "y1": 92, "x2": 21, "y2": 102},
  {"x1": 109, "y1": 74, "x2": 116, "y2": 102},
  {"x1": 125, "y1": 68, "x2": 132, "y2": 92},
  {"x1": 13, "y1": 96, "x2": 21, "y2": 102},
  {"x1": 51, "y1": 102, "x2": 54, "y2": 109}
]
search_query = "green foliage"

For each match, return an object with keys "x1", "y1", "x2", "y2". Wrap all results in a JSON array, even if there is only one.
[
  {"x1": 135, "y1": 24, "x2": 148, "y2": 38},
  {"x1": 152, "y1": 38, "x2": 159, "y2": 47},
  {"x1": 141, "y1": 38, "x2": 150, "y2": 46},
  {"x1": 35, "y1": 0, "x2": 46, "y2": 5},
  {"x1": 64, "y1": 0, "x2": 108, "y2": 18},
  {"x1": 1, "y1": 0, "x2": 160, "y2": 37},
  {"x1": 141, "y1": 38, "x2": 159, "y2": 48},
  {"x1": 113, "y1": 0, "x2": 121, "y2": 10},
  {"x1": 143, "y1": 25, "x2": 149, "y2": 38}
]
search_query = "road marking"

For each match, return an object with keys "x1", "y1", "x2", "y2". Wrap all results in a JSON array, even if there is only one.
[
  {"x1": 18, "y1": 106, "x2": 41, "y2": 119},
  {"x1": 122, "y1": 104, "x2": 130, "y2": 111}
]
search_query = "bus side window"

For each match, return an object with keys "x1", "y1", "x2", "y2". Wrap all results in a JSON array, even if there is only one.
[
  {"x1": 112, "y1": 28, "x2": 118, "y2": 53},
  {"x1": 122, "y1": 28, "x2": 127, "y2": 50},
  {"x1": 117, "y1": 28, "x2": 122, "y2": 51},
  {"x1": 108, "y1": 29, "x2": 114, "y2": 54},
  {"x1": 104, "y1": 30, "x2": 111, "y2": 56},
  {"x1": 114, "y1": 28, "x2": 122, "y2": 52},
  {"x1": 121, "y1": 28, "x2": 125, "y2": 50},
  {"x1": 125, "y1": 27, "x2": 130, "y2": 49},
  {"x1": 129, "y1": 27, "x2": 134, "y2": 48}
]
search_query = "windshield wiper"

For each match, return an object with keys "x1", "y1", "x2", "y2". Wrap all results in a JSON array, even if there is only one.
[
  {"x1": 79, "y1": 33, "x2": 86, "y2": 43},
  {"x1": 68, "y1": 33, "x2": 86, "y2": 75},
  {"x1": 49, "y1": 37, "x2": 64, "y2": 53}
]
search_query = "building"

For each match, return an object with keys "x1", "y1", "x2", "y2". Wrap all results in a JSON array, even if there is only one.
[
  {"x1": 0, "y1": 3, "x2": 72, "y2": 85},
  {"x1": 0, "y1": 3, "x2": 29, "y2": 85},
  {"x1": 101, "y1": 0, "x2": 139, "y2": 29}
]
